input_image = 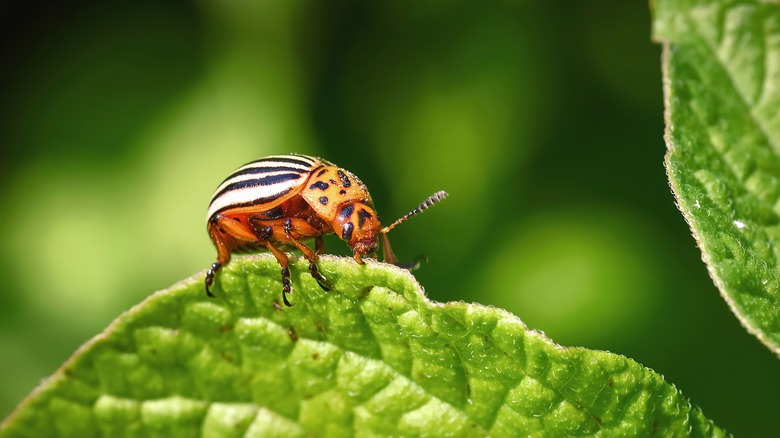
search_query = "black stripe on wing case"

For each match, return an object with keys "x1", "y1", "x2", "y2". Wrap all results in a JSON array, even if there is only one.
[
  {"x1": 222, "y1": 165, "x2": 309, "y2": 183},
  {"x1": 210, "y1": 173, "x2": 303, "y2": 206},
  {"x1": 211, "y1": 187, "x2": 295, "y2": 216}
]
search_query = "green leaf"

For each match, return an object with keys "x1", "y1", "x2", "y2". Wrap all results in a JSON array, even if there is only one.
[
  {"x1": 1, "y1": 255, "x2": 721, "y2": 436},
  {"x1": 653, "y1": 0, "x2": 780, "y2": 353}
]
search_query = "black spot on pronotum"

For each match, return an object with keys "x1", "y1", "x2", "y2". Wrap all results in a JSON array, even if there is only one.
[
  {"x1": 338, "y1": 204, "x2": 355, "y2": 220},
  {"x1": 316, "y1": 168, "x2": 328, "y2": 177},
  {"x1": 339, "y1": 189, "x2": 346, "y2": 195},
  {"x1": 337, "y1": 169, "x2": 352, "y2": 187},
  {"x1": 319, "y1": 196, "x2": 328, "y2": 205},
  {"x1": 329, "y1": 179, "x2": 337, "y2": 185},
  {"x1": 342, "y1": 222, "x2": 354, "y2": 241},
  {"x1": 309, "y1": 181, "x2": 329, "y2": 191},
  {"x1": 357, "y1": 209, "x2": 372, "y2": 227}
]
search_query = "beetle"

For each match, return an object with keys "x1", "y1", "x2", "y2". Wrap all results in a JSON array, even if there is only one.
[{"x1": 205, "y1": 153, "x2": 447, "y2": 306}]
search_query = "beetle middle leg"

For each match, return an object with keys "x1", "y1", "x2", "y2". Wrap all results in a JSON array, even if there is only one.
[
  {"x1": 284, "y1": 218, "x2": 333, "y2": 291},
  {"x1": 264, "y1": 240, "x2": 294, "y2": 307}
]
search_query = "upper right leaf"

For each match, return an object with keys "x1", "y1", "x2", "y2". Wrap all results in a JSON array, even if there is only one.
[{"x1": 654, "y1": 0, "x2": 780, "y2": 353}]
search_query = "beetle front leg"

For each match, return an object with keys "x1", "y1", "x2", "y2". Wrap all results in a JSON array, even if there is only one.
[
  {"x1": 315, "y1": 235, "x2": 325, "y2": 254},
  {"x1": 284, "y1": 218, "x2": 333, "y2": 291},
  {"x1": 380, "y1": 232, "x2": 398, "y2": 265}
]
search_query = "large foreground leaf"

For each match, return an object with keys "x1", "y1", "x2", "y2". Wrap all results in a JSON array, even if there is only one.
[
  {"x1": 1, "y1": 255, "x2": 721, "y2": 436},
  {"x1": 654, "y1": 0, "x2": 780, "y2": 353}
]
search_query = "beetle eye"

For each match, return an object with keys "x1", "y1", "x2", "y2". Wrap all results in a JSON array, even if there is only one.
[{"x1": 341, "y1": 222, "x2": 354, "y2": 241}]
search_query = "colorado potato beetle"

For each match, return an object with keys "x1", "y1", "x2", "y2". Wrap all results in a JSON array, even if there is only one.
[{"x1": 205, "y1": 153, "x2": 447, "y2": 306}]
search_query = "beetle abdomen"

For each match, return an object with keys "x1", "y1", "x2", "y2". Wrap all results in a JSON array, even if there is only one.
[{"x1": 207, "y1": 154, "x2": 322, "y2": 220}]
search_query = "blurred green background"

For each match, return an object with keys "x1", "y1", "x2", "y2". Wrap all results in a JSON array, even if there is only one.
[{"x1": 1, "y1": 0, "x2": 778, "y2": 435}]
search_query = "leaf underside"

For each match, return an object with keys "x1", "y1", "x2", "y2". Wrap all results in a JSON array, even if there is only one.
[
  {"x1": 654, "y1": 0, "x2": 780, "y2": 354},
  {"x1": 1, "y1": 255, "x2": 721, "y2": 437}
]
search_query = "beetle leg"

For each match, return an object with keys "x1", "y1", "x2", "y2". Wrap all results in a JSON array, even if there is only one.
[
  {"x1": 205, "y1": 262, "x2": 221, "y2": 297},
  {"x1": 206, "y1": 214, "x2": 253, "y2": 297},
  {"x1": 307, "y1": 261, "x2": 333, "y2": 291},
  {"x1": 315, "y1": 235, "x2": 325, "y2": 254},
  {"x1": 306, "y1": 259, "x2": 333, "y2": 291},
  {"x1": 265, "y1": 240, "x2": 293, "y2": 307},
  {"x1": 284, "y1": 218, "x2": 333, "y2": 291},
  {"x1": 260, "y1": 225, "x2": 273, "y2": 240},
  {"x1": 213, "y1": 214, "x2": 263, "y2": 241},
  {"x1": 380, "y1": 233, "x2": 398, "y2": 265}
]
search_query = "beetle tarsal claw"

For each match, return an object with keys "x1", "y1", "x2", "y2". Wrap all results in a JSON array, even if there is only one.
[
  {"x1": 282, "y1": 291, "x2": 294, "y2": 307},
  {"x1": 315, "y1": 276, "x2": 333, "y2": 291},
  {"x1": 308, "y1": 263, "x2": 333, "y2": 291}
]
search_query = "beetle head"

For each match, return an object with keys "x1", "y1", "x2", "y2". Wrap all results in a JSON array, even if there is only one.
[{"x1": 335, "y1": 202, "x2": 380, "y2": 257}]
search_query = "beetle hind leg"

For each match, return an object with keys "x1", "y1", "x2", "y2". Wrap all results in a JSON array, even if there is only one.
[
  {"x1": 205, "y1": 262, "x2": 222, "y2": 297},
  {"x1": 206, "y1": 214, "x2": 243, "y2": 297}
]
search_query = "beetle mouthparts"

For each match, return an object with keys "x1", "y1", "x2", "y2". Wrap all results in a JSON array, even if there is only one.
[{"x1": 353, "y1": 238, "x2": 378, "y2": 255}]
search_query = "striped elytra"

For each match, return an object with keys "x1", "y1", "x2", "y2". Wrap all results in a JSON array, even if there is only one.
[
  {"x1": 206, "y1": 154, "x2": 323, "y2": 221},
  {"x1": 205, "y1": 153, "x2": 448, "y2": 307}
]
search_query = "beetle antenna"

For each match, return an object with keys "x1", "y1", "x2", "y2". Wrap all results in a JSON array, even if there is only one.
[{"x1": 380, "y1": 191, "x2": 448, "y2": 234}]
